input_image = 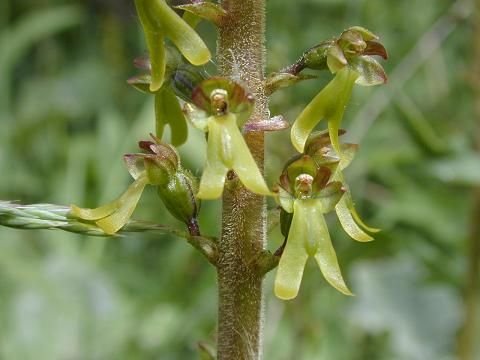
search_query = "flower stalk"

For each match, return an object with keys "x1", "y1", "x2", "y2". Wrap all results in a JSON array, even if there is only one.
[{"x1": 216, "y1": 0, "x2": 268, "y2": 358}]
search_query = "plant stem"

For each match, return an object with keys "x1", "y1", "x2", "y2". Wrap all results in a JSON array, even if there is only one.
[{"x1": 216, "y1": 0, "x2": 267, "y2": 359}]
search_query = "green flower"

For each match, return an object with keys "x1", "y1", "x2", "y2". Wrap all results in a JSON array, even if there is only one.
[
  {"x1": 134, "y1": 0, "x2": 211, "y2": 92},
  {"x1": 304, "y1": 130, "x2": 380, "y2": 242},
  {"x1": 71, "y1": 136, "x2": 199, "y2": 234},
  {"x1": 274, "y1": 155, "x2": 350, "y2": 300},
  {"x1": 189, "y1": 78, "x2": 272, "y2": 199},
  {"x1": 290, "y1": 26, "x2": 387, "y2": 155}
]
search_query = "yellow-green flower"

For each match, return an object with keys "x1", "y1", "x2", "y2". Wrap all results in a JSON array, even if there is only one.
[
  {"x1": 274, "y1": 155, "x2": 350, "y2": 300},
  {"x1": 290, "y1": 26, "x2": 387, "y2": 155},
  {"x1": 304, "y1": 130, "x2": 380, "y2": 242},
  {"x1": 189, "y1": 78, "x2": 272, "y2": 199},
  {"x1": 71, "y1": 136, "x2": 199, "y2": 234},
  {"x1": 134, "y1": 0, "x2": 211, "y2": 92}
]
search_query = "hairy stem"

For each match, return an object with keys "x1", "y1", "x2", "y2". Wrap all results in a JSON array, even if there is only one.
[{"x1": 216, "y1": 0, "x2": 268, "y2": 359}]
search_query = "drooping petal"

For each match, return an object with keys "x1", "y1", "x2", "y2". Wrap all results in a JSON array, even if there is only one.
[
  {"x1": 151, "y1": 0, "x2": 211, "y2": 66},
  {"x1": 222, "y1": 114, "x2": 271, "y2": 196},
  {"x1": 350, "y1": 202, "x2": 381, "y2": 233},
  {"x1": 71, "y1": 200, "x2": 117, "y2": 221},
  {"x1": 335, "y1": 195, "x2": 374, "y2": 242},
  {"x1": 70, "y1": 174, "x2": 149, "y2": 234},
  {"x1": 326, "y1": 67, "x2": 359, "y2": 156},
  {"x1": 196, "y1": 117, "x2": 229, "y2": 199},
  {"x1": 95, "y1": 175, "x2": 149, "y2": 234},
  {"x1": 275, "y1": 201, "x2": 310, "y2": 300},
  {"x1": 307, "y1": 201, "x2": 353, "y2": 295},
  {"x1": 154, "y1": 88, "x2": 188, "y2": 146},
  {"x1": 135, "y1": 0, "x2": 166, "y2": 92},
  {"x1": 291, "y1": 66, "x2": 358, "y2": 154}
]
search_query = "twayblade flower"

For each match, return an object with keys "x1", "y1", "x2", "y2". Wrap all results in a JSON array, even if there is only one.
[
  {"x1": 304, "y1": 130, "x2": 380, "y2": 242},
  {"x1": 134, "y1": 0, "x2": 211, "y2": 92},
  {"x1": 71, "y1": 136, "x2": 199, "y2": 234},
  {"x1": 189, "y1": 77, "x2": 272, "y2": 199},
  {"x1": 290, "y1": 26, "x2": 388, "y2": 155},
  {"x1": 274, "y1": 155, "x2": 350, "y2": 300}
]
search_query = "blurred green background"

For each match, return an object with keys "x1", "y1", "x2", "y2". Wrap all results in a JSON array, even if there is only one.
[{"x1": 1, "y1": 0, "x2": 479, "y2": 359}]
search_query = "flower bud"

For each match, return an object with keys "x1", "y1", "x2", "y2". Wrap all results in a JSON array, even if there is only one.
[{"x1": 157, "y1": 169, "x2": 200, "y2": 225}]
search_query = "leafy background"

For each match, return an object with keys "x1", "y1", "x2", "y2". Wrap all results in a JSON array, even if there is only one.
[{"x1": 0, "y1": 0, "x2": 479, "y2": 359}]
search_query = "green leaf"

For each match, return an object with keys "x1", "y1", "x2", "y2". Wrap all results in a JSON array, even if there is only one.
[
  {"x1": 154, "y1": 89, "x2": 188, "y2": 146},
  {"x1": 291, "y1": 67, "x2": 358, "y2": 154}
]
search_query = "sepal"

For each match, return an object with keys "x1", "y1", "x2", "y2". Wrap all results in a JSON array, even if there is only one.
[{"x1": 175, "y1": 2, "x2": 227, "y2": 26}]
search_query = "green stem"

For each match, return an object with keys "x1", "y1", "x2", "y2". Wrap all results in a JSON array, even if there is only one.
[{"x1": 216, "y1": 0, "x2": 268, "y2": 359}]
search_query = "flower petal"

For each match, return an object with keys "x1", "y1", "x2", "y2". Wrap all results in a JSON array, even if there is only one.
[
  {"x1": 275, "y1": 202, "x2": 309, "y2": 300},
  {"x1": 154, "y1": 89, "x2": 188, "y2": 146},
  {"x1": 335, "y1": 195, "x2": 374, "y2": 242},
  {"x1": 70, "y1": 202, "x2": 117, "y2": 221},
  {"x1": 197, "y1": 117, "x2": 229, "y2": 199},
  {"x1": 152, "y1": 0, "x2": 211, "y2": 66},
  {"x1": 309, "y1": 201, "x2": 353, "y2": 295},
  {"x1": 134, "y1": 0, "x2": 166, "y2": 92},
  {"x1": 348, "y1": 196, "x2": 381, "y2": 233},
  {"x1": 222, "y1": 114, "x2": 271, "y2": 196},
  {"x1": 95, "y1": 175, "x2": 149, "y2": 234}
]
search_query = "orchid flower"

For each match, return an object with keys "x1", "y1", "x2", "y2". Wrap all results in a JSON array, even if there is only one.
[
  {"x1": 189, "y1": 78, "x2": 272, "y2": 199},
  {"x1": 290, "y1": 26, "x2": 388, "y2": 155},
  {"x1": 71, "y1": 136, "x2": 199, "y2": 234},
  {"x1": 304, "y1": 130, "x2": 380, "y2": 242},
  {"x1": 134, "y1": 0, "x2": 211, "y2": 92},
  {"x1": 274, "y1": 155, "x2": 350, "y2": 300}
]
